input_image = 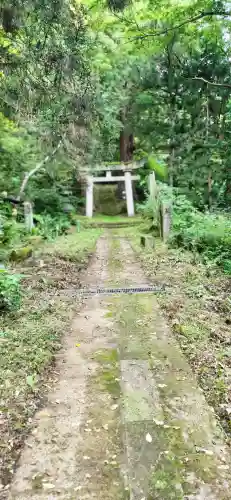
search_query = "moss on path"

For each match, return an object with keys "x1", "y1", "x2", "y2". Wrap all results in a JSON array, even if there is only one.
[{"x1": 110, "y1": 293, "x2": 231, "y2": 499}]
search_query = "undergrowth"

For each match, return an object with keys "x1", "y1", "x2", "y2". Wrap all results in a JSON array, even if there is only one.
[
  {"x1": 138, "y1": 187, "x2": 231, "y2": 274},
  {"x1": 0, "y1": 270, "x2": 21, "y2": 312},
  {"x1": 171, "y1": 196, "x2": 231, "y2": 274}
]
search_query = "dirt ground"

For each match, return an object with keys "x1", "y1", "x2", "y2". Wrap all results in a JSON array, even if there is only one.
[{"x1": 5, "y1": 233, "x2": 231, "y2": 500}]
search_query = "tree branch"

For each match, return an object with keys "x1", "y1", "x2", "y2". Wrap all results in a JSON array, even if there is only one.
[
  {"x1": 131, "y1": 11, "x2": 230, "y2": 40},
  {"x1": 17, "y1": 139, "x2": 63, "y2": 200},
  {"x1": 189, "y1": 77, "x2": 231, "y2": 89}
]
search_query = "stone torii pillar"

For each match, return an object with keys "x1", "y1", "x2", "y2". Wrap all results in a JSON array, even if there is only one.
[
  {"x1": 86, "y1": 175, "x2": 93, "y2": 217},
  {"x1": 125, "y1": 171, "x2": 135, "y2": 217}
]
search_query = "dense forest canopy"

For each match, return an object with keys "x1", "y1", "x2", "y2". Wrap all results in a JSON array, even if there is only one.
[{"x1": 1, "y1": 0, "x2": 231, "y2": 209}]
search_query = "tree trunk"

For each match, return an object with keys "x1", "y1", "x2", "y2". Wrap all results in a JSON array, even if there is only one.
[
  {"x1": 208, "y1": 171, "x2": 212, "y2": 209},
  {"x1": 169, "y1": 147, "x2": 174, "y2": 186},
  {"x1": 128, "y1": 133, "x2": 134, "y2": 161},
  {"x1": 119, "y1": 109, "x2": 134, "y2": 163},
  {"x1": 120, "y1": 129, "x2": 127, "y2": 162}
]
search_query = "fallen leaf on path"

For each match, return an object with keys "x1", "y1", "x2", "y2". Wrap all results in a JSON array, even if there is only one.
[{"x1": 146, "y1": 433, "x2": 152, "y2": 443}]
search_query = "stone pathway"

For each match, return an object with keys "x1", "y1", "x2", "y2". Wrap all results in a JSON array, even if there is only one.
[{"x1": 7, "y1": 234, "x2": 231, "y2": 500}]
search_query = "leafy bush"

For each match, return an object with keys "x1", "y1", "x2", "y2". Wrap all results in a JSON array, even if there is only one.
[
  {"x1": 0, "y1": 210, "x2": 27, "y2": 263},
  {"x1": 137, "y1": 183, "x2": 173, "y2": 229},
  {"x1": 0, "y1": 270, "x2": 21, "y2": 313},
  {"x1": 140, "y1": 184, "x2": 231, "y2": 274},
  {"x1": 32, "y1": 189, "x2": 65, "y2": 215},
  {"x1": 0, "y1": 219, "x2": 25, "y2": 246},
  {"x1": 146, "y1": 155, "x2": 168, "y2": 180},
  {"x1": 33, "y1": 214, "x2": 71, "y2": 240},
  {"x1": 170, "y1": 196, "x2": 231, "y2": 273}
]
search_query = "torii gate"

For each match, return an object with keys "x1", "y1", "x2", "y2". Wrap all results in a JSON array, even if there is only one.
[{"x1": 83, "y1": 162, "x2": 141, "y2": 218}]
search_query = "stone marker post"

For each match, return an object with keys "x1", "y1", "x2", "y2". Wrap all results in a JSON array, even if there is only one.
[
  {"x1": 149, "y1": 171, "x2": 157, "y2": 200},
  {"x1": 86, "y1": 175, "x2": 93, "y2": 217},
  {"x1": 24, "y1": 201, "x2": 34, "y2": 232},
  {"x1": 160, "y1": 202, "x2": 172, "y2": 242},
  {"x1": 125, "y1": 171, "x2": 135, "y2": 217}
]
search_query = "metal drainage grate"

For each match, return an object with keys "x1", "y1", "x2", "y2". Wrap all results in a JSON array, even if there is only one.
[{"x1": 77, "y1": 285, "x2": 165, "y2": 296}]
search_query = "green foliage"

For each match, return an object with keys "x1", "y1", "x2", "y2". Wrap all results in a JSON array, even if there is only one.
[
  {"x1": 2, "y1": 0, "x2": 231, "y2": 250},
  {"x1": 33, "y1": 214, "x2": 72, "y2": 240},
  {"x1": 0, "y1": 218, "x2": 25, "y2": 246},
  {"x1": 137, "y1": 197, "x2": 158, "y2": 220},
  {"x1": 140, "y1": 184, "x2": 231, "y2": 274},
  {"x1": 171, "y1": 197, "x2": 231, "y2": 274},
  {"x1": 0, "y1": 206, "x2": 27, "y2": 261},
  {"x1": 0, "y1": 0, "x2": 95, "y2": 206},
  {"x1": 147, "y1": 156, "x2": 168, "y2": 181},
  {"x1": 0, "y1": 270, "x2": 21, "y2": 312},
  {"x1": 137, "y1": 182, "x2": 173, "y2": 229},
  {"x1": 32, "y1": 189, "x2": 65, "y2": 215}
]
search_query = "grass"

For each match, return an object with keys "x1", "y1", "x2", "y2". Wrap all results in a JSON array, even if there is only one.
[
  {"x1": 0, "y1": 229, "x2": 101, "y2": 487},
  {"x1": 126, "y1": 228, "x2": 231, "y2": 440},
  {"x1": 94, "y1": 348, "x2": 121, "y2": 398},
  {"x1": 81, "y1": 347, "x2": 126, "y2": 499},
  {"x1": 39, "y1": 227, "x2": 102, "y2": 262},
  {"x1": 108, "y1": 238, "x2": 123, "y2": 279}
]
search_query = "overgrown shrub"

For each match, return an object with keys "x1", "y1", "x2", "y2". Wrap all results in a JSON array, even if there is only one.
[
  {"x1": 32, "y1": 189, "x2": 65, "y2": 215},
  {"x1": 170, "y1": 196, "x2": 231, "y2": 273},
  {"x1": 140, "y1": 185, "x2": 231, "y2": 274},
  {"x1": 33, "y1": 214, "x2": 72, "y2": 240},
  {"x1": 0, "y1": 270, "x2": 21, "y2": 313},
  {"x1": 0, "y1": 211, "x2": 27, "y2": 263},
  {"x1": 137, "y1": 183, "x2": 173, "y2": 229},
  {"x1": 0, "y1": 219, "x2": 25, "y2": 246}
]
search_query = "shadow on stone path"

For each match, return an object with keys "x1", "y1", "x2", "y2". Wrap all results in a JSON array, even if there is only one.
[{"x1": 8, "y1": 233, "x2": 231, "y2": 500}]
